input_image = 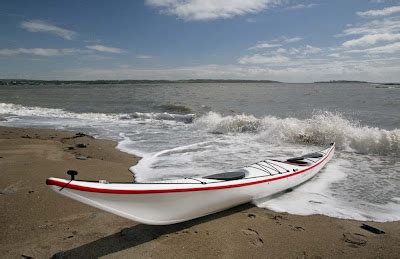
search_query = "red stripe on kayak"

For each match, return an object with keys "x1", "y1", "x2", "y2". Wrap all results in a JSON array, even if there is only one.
[{"x1": 47, "y1": 145, "x2": 334, "y2": 194}]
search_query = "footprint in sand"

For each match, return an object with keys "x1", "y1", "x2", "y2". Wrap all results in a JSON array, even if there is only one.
[
  {"x1": 342, "y1": 232, "x2": 367, "y2": 247},
  {"x1": 0, "y1": 183, "x2": 20, "y2": 194},
  {"x1": 270, "y1": 214, "x2": 287, "y2": 225},
  {"x1": 241, "y1": 228, "x2": 264, "y2": 247},
  {"x1": 289, "y1": 225, "x2": 305, "y2": 231}
]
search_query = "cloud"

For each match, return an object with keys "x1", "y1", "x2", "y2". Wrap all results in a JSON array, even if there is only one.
[
  {"x1": 145, "y1": 0, "x2": 283, "y2": 21},
  {"x1": 339, "y1": 16, "x2": 400, "y2": 55},
  {"x1": 328, "y1": 53, "x2": 342, "y2": 58},
  {"x1": 0, "y1": 48, "x2": 83, "y2": 56},
  {"x1": 346, "y1": 42, "x2": 400, "y2": 54},
  {"x1": 86, "y1": 45, "x2": 123, "y2": 53},
  {"x1": 248, "y1": 43, "x2": 282, "y2": 50},
  {"x1": 136, "y1": 55, "x2": 153, "y2": 59},
  {"x1": 286, "y1": 3, "x2": 318, "y2": 10},
  {"x1": 302, "y1": 45, "x2": 322, "y2": 55},
  {"x1": 248, "y1": 36, "x2": 303, "y2": 50},
  {"x1": 20, "y1": 20, "x2": 77, "y2": 40},
  {"x1": 340, "y1": 17, "x2": 400, "y2": 36},
  {"x1": 282, "y1": 36, "x2": 303, "y2": 43},
  {"x1": 259, "y1": 45, "x2": 322, "y2": 56},
  {"x1": 343, "y1": 33, "x2": 400, "y2": 47},
  {"x1": 84, "y1": 39, "x2": 103, "y2": 43},
  {"x1": 238, "y1": 54, "x2": 290, "y2": 64},
  {"x1": 357, "y1": 5, "x2": 400, "y2": 17}
]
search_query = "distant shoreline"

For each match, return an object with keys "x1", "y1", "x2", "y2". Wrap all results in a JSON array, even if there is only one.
[
  {"x1": 1, "y1": 79, "x2": 399, "y2": 86},
  {"x1": 0, "y1": 79, "x2": 280, "y2": 85}
]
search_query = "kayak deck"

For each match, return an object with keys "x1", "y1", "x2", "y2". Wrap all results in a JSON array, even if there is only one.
[{"x1": 47, "y1": 143, "x2": 334, "y2": 188}]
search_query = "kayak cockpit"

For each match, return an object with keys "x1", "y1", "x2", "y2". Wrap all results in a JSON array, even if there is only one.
[
  {"x1": 285, "y1": 152, "x2": 324, "y2": 165},
  {"x1": 204, "y1": 169, "x2": 247, "y2": 181},
  {"x1": 287, "y1": 152, "x2": 323, "y2": 162}
]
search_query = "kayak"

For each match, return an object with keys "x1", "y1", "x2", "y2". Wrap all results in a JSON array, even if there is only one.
[{"x1": 46, "y1": 143, "x2": 335, "y2": 225}]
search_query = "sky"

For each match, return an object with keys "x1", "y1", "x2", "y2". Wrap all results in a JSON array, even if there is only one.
[{"x1": 1, "y1": 0, "x2": 400, "y2": 82}]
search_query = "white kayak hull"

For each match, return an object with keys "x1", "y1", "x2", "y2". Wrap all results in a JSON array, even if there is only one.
[{"x1": 47, "y1": 144, "x2": 335, "y2": 225}]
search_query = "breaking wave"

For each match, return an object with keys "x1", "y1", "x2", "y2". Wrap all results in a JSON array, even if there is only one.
[
  {"x1": 128, "y1": 112, "x2": 195, "y2": 123},
  {"x1": 1, "y1": 102, "x2": 398, "y2": 156},
  {"x1": 193, "y1": 112, "x2": 400, "y2": 156},
  {"x1": 0, "y1": 103, "x2": 195, "y2": 123}
]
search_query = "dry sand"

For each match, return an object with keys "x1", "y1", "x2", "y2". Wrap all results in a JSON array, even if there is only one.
[{"x1": 1, "y1": 126, "x2": 399, "y2": 258}]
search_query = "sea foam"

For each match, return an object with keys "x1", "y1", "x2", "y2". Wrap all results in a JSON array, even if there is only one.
[{"x1": 193, "y1": 111, "x2": 400, "y2": 156}]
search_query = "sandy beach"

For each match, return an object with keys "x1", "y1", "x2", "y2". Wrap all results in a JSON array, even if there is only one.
[{"x1": 1, "y1": 126, "x2": 399, "y2": 258}]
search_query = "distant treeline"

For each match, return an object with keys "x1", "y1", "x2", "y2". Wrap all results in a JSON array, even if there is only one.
[
  {"x1": 313, "y1": 80, "x2": 369, "y2": 84},
  {"x1": 314, "y1": 80, "x2": 399, "y2": 85},
  {"x1": 0, "y1": 79, "x2": 280, "y2": 85},
  {"x1": 2, "y1": 79, "x2": 398, "y2": 86}
]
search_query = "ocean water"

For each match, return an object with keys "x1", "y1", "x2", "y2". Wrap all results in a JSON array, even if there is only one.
[{"x1": 1, "y1": 82, "x2": 399, "y2": 222}]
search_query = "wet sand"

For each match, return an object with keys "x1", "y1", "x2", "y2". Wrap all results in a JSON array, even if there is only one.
[{"x1": 1, "y1": 126, "x2": 399, "y2": 258}]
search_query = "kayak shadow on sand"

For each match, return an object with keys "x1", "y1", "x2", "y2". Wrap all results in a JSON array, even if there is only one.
[{"x1": 55, "y1": 203, "x2": 254, "y2": 258}]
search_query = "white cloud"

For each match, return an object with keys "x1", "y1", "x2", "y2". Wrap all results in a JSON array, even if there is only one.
[
  {"x1": 145, "y1": 0, "x2": 283, "y2": 21},
  {"x1": 338, "y1": 17, "x2": 400, "y2": 52},
  {"x1": 275, "y1": 47, "x2": 287, "y2": 54},
  {"x1": 346, "y1": 42, "x2": 400, "y2": 54},
  {"x1": 282, "y1": 36, "x2": 303, "y2": 43},
  {"x1": 21, "y1": 20, "x2": 77, "y2": 40},
  {"x1": 286, "y1": 3, "x2": 318, "y2": 10},
  {"x1": 136, "y1": 55, "x2": 153, "y2": 59},
  {"x1": 328, "y1": 53, "x2": 341, "y2": 58},
  {"x1": 0, "y1": 48, "x2": 82, "y2": 56},
  {"x1": 86, "y1": 45, "x2": 123, "y2": 53},
  {"x1": 238, "y1": 54, "x2": 290, "y2": 64},
  {"x1": 340, "y1": 17, "x2": 400, "y2": 36},
  {"x1": 327, "y1": 53, "x2": 352, "y2": 59},
  {"x1": 84, "y1": 39, "x2": 103, "y2": 43},
  {"x1": 266, "y1": 45, "x2": 322, "y2": 56},
  {"x1": 343, "y1": 33, "x2": 400, "y2": 47},
  {"x1": 302, "y1": 45, "x2": 322, "y2": 55},
  {"x1": 357, "y1": 5, "x2": 400, "y2": 17},
  {"x1": 248, "y1": 43, "x2": 282, "y2": 50},
  {"x1": 248, "y1": 36, "x2": 303, "y2": 51}
]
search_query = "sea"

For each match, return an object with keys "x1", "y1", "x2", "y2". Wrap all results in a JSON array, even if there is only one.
[{"x1": 1, "y1": 82, "x2": 399, "y2": 222}]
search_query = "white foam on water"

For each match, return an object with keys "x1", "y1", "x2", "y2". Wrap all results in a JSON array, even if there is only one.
[
  {"x1": 0, "y1": 102, "x2": 121, "y2": 121},
  {"x1": 124, "y1": 140, "x2": 227, "y2": 182},
  {"x1": 0, "y1": 102, "x2": 195, "y2": 124},
  {"x1": 193, "y1": 111, "x2": 400, "y2": 156},
  {"x1": 254, "y1": 159, "x2": 400, "y2": 222}
]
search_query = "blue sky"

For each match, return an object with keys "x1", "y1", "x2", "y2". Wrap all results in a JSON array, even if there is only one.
[{"x1": 1, "y1": 0, "x2": 400, "y2": 82}]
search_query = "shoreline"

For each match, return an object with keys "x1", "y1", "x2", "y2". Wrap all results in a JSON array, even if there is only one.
[{"x1": 1, "y1": 126, "x2": 399, "y2": 258}]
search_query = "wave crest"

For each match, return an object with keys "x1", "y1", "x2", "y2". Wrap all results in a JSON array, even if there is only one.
[
  {"x1": 193, "y1": 112, "x2": 261, "y2": 133},
  {"x1": 129, "y1": 112, "x2": 195, "y2": 123},
  {"x1": 0, "y1": 103, "x2": 195, "y2": 123},
  {"x1": 193, "y1": 112, "x2": 400, "y2": 156}
]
